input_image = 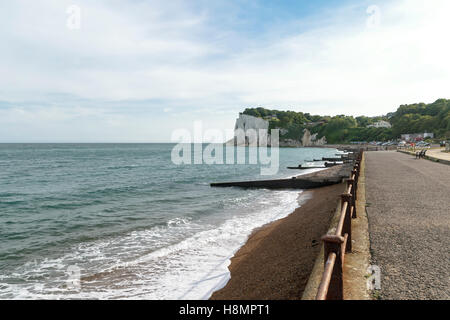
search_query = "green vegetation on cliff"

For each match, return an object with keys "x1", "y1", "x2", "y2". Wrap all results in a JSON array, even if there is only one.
[
  {"x1": 389, "y1": 99, "x2": 450, "y2": 138},
  {"x1": 242, "y1": 99, "x2": 450, "y2": 143}
]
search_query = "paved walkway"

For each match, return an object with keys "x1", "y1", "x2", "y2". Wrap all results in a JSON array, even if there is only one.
[
  {"x1": 427, "y1": 148, "x2": 450, "y2": 162},
  {"x1": 365, "y1": 151, "x2": 450, "y2": 300},
  {"x1": 398, "y1": 147, "x2": 450, "y2": 163}
]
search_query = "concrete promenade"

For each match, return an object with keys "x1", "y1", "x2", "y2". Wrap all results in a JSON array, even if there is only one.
[
  {"x1": 398, "y1": 147, "x2": 450, "y2": 165},
  {"x1": 427, "y1": 147, "x2": 450, "y2": 163},
  {"x1": 365, "y1": 151, "x2": 450, "y2": 300}
]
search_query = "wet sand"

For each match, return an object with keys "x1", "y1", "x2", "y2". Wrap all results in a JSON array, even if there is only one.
[{"x1": 210, "y1": 183, "x2": 345, "y2": 300}]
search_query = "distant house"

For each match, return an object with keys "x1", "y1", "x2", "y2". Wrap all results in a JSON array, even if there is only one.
[
  {"x1": 401, "y1": 132, "x2": 434, "y2": 142},
  {"x1": 304, "y1": 121, "x2": 325, "y2": 127},
  {"x1": 367, "y1": 120, "x2": 392, "y2": 128}
]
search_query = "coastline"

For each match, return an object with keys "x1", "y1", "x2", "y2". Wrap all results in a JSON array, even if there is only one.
[{"x1": 210, "y1": 182, "x2": 344, "y2": 300}]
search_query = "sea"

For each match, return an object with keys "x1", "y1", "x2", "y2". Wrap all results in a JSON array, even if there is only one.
[{"x1": 0, "y1": 143, "x2": 338, "y2": 299}]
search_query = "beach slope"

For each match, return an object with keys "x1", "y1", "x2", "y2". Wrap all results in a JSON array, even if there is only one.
[{"x1": 210, "y1": 183, "x2": 344, "y2": 300}]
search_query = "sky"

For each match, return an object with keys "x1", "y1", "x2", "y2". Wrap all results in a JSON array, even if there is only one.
[{"x1": 0, "y1": 0, "x2": 449, "y2": 142}]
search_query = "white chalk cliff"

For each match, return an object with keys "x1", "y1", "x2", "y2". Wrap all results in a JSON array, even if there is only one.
[
  {"x1": 234, "y1": 113, "x2": 269, "y2": 132},
  {"x1": 227, "y1": 113, "x2": 327, "y2": 147},
  {"x1": 301, "y1": 129, "x2": 327, "y2": 147},
  {"x1": 227, "y1": 113, "x2": 269, "y2": 146}
]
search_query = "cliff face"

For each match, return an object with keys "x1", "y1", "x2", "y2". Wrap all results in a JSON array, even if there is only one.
[
  {"x1": 229, "y1": 113, "x2": 270, "y2": 146},
  {"x1": 301, "y1": 129, "x2": 327, "y2": 147},
  {"x1": 234, "y1": 113, "x2": 269, "y2": 131},
  {"x1": 278, "y1": 129, "x2": 326, "y2": 147},
  {"x1": 227, "y1": 113, "x2": 327, "y2": 147}
]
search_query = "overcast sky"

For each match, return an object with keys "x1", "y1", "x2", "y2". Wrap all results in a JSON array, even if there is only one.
[{"x1": 1, "y1": 0, "x2": 449, "y2": 142}]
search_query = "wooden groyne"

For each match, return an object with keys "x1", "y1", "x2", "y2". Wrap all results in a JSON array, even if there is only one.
[
  {"x1": 210, "y1": 148, "x2": 359, "y2": 190},
  {"x1": 322, "y1": 157, "x2": 347, "y2": 162},
  {"x1": 211, "y1": 163, "x2": 354, "y2": 190},
  {"x1": 287, "y1": 162, "x2": 342, "y2": 170},
  {"x1": 210, "y1": 177, "x2": 341, "y2": 189}
]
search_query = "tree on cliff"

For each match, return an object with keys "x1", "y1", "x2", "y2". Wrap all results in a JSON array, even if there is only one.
[{"x1": 242, "y1": 99, "x2": 450, "y2": 143}]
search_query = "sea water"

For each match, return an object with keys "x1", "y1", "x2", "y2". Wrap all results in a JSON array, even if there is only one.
[{"x1": 0, "y1": 143, "x2": 337, "y2": 299}]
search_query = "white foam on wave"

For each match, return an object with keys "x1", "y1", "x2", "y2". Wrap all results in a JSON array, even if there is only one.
[{"x1": 0, "y1": 190, "x2": 304, "y2": 300}]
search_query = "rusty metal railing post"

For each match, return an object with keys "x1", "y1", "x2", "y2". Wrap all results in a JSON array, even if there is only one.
[
  {"x1": 321, "y1": 235, "x2": 345, "y2": 300},
  {"x1": 315, "y1": 150, "x2": 364, "y2": 301},
  {"x1": 346, "y1": 178, "x2": 356, "y2": 218},
  {"x1": 352, "y1": 168, "x2": 358, "y2": 199},
  {"x1": 340, "y1": 193, "x2": 352, "y2": 252}
]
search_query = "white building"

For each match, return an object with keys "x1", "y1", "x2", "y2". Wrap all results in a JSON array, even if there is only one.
[{"x1": 367, "y1": 120, "x2": 392, "y2": 128}]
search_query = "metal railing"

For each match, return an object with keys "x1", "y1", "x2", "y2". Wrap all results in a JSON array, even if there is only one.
[{"x1": 315, "y1": 150, "x2": 363, "y2": 300}]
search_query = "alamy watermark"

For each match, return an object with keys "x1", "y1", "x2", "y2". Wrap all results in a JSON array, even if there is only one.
[
  {"x1": 366, "y1": 5, "x2": 381, "y2": 29},
  {"x1": 29, "y1": 262, "x2": 82, "y2": 294},
  {"x1": 171, "y1": 121, "x2": 280, "y2": 175},
  {"x1": 66, "y1": 5, "x2": 81, "y2": 30},
  {"x1": 366, "y1": 265, "x2": 381, "y2": 290},
  {"x1": 66, "y1": 265, "x2": 81, "y2": 291}
]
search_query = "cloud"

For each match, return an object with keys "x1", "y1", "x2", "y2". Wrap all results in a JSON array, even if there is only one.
[{"x1": 0, "y1": 0, "x2": 449, "y2": 141}]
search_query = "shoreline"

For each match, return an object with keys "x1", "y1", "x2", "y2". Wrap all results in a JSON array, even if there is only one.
[{"x1": 210, "y1": 182, "x2": 344, "y2": 300}]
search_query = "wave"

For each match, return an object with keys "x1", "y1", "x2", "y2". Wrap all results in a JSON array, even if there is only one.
[{"x1": 0, "y1": 190, "x2": 302, "y2": 300}]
